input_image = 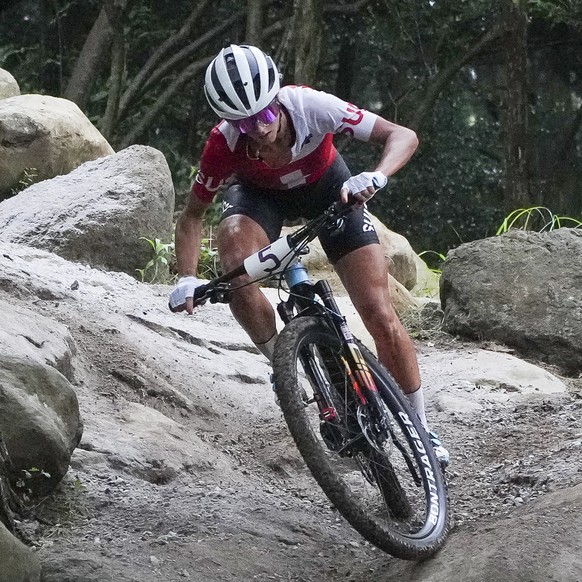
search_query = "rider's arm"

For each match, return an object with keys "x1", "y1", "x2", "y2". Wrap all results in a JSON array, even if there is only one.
[
  {"x1": 176, "y1": 126, "x2": 233, "y2": 277},
  {"x1": 175, "y1": 193, "x2": 210, "y2": 277},
  {"x1": 173, "y1": 194, "x2": 211, "y2": 314},
  {"x1": 340, "y1": 117, "x2": 418, "y2": 204},
  {"x1": 369, "y1": 117, "x2": 419, "y2": 178},
  {"x1": 287, "y1": 86, "x2": 418, "y2": 202},
  {"x1": 170, "y1": 127, "x2": 235, "y2": 314}
]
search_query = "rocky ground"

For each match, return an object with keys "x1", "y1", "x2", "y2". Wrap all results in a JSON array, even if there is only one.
[{"x1": 3, "y1": 244, "x2": 582, "y2": 581}]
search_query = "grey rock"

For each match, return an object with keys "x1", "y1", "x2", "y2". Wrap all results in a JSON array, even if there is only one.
[
  {"x1": 0, "y1": 145, "x2": 175, "y2": 275},
  {"x1": 0, "y1": 69, "x2": 20, "y2": 100},
  {"x1": 440, "y1": 228, "x2": 582, "y2": 373},
  {"x1": 0, "y1": 356, "x2": 82, "y2": 496},
  {"x1": 0, "y1": 94, "x2": 113, "y2": 198},
  {"x1": 0, "y1": 521, "x2": 41, "y2": 582}
]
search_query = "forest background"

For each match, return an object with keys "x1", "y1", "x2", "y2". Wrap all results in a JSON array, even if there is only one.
[{"x1": 1, "y1": 0, "x2": 581, "y2": 264}]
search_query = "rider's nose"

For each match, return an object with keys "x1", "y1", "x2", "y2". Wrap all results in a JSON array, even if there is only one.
[{"x1": 255, "y1": 121, "x2": 270, "y2": 133}]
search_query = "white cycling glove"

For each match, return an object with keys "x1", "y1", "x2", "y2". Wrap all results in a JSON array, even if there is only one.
[
  {"x1": 341, "y1": 171, "x2": 388, "y2": 204},
  {"x1": 168, "y1": 275, "x2": 203, "y2": 312}
]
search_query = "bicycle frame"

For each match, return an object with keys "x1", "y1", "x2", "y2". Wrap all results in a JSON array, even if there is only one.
[
  {"x1": 276, "y1": 257, "x2": 389, "y2": 431},
  {"x1": 192, "y1": 200, "x2": 386, "y2": 419}
]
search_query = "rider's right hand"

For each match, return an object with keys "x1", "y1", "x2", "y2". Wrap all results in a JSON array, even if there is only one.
[{"x1": 168, "y1": 275, "x2": 203, "y2": 315}]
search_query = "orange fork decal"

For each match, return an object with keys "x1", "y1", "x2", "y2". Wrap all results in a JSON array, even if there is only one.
[{"x1": 341, "y1": 344, "x2": 378, "y2": 404}]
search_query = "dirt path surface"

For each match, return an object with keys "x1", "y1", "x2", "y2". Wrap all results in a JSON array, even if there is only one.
[{"x1": 2, "y1": 244, "x2": 582, "y2": 581}]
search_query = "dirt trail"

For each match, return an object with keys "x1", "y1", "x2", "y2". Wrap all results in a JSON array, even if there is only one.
[{"x1": 2, "y1": 245, "x2": 580, "y2": 581}]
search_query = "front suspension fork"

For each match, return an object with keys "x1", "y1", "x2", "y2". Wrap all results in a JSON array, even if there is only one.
[{"x1": 277, "y1": 274, "x2": 385, "y2": 422}]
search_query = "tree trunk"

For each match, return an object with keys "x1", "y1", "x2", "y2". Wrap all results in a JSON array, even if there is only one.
[
  {"x1": 118, "y1": 57, "x2": 212, "y2": 149},
  {"x1": 246, "y1": 0, "x2": 264, "y2": 45},
  {"x1": 116, "y1": 11, "x2": 245, "y2": 148},
  {"x1": 116, "y1": 0, "x2": 211, "y2": 120},
  {"x1": 63, "y1": 7, "x2": 113, "y2": 108},
  {"x1": 502, "y1": 0, "x2": 532, "y2": 211},
  {"x1": 63, "y1": 0, "x2": 130, "y2": 109},
  {"x1": 292, "y1": 0, "x2": 323, "y2": 85},
  {"x1": 100, "y1": 0, "x2": 125, "y2": 140}
]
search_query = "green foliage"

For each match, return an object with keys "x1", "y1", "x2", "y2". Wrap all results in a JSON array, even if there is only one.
[
  {"x1": 137, "y1": 232, "x2": 220, "y2": 284},
  {"x1": 496, "y1": 206, "x2": 582, "y2": 234},
  {"x1": 136, "y1": 236, "x2": 175, "y2": 283},
  {"x1": 528, "y1": 0, "x2": 582, "y2": 28},
  {"x1": 418, "y1": 250, "x2": 447, "y2": 274},
  {"x1": 198, "y1": 234, "x2": 220, "y2": 280},
  {"x1": 10, "y1": 167, "x2": 38, "y2": 195}
]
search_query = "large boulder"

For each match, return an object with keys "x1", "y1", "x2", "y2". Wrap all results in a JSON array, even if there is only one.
[
  {"x1": 440, "y1": 228, "x2": 582, "y2": 374},
  {"x1": 0, "y1": 300, "x2": 82, "y2": 497},
  {"x1": 371, "y1": 214, "x2": 418, "y2": 290},
  {"x1": 0, "y1": 69, "x2": 19, "y2": 100},
  {"x1": 0, "y1": 357, "x2": 83, "y2": 497},
  {"x1": 392, "y1": 483, "x2": 582, "y2": 582},
  {"x1": 0, "y1": 521, "x2": 41, "y2": 582},
  {"x1": 0, "y1": 145, "x2": 175, "y2": 275},
  {"x1": 0, "y1": 94, "x2": 113, "y2": 199}
]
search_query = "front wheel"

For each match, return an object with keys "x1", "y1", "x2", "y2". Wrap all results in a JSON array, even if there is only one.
[{"x1": 272, "y1": 316, "x2": 450, "y2": 560}]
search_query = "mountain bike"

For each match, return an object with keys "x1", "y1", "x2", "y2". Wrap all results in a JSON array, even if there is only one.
[{"x1": 188, "y1": 201, "x2": 450, "y2": 560}]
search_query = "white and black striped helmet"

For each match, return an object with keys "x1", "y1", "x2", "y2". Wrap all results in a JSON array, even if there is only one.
[{"x1": 204, "y1": 44, "x2": 280, "y2": 120}]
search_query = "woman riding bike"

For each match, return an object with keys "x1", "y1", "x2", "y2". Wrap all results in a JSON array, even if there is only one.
[{"x1": 168, "y1": 43, "x2": 448, "y2": 466}]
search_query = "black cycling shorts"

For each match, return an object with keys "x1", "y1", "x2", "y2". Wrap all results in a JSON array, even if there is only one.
[{"x1": 220, "y1": 154, "x2": 379, "y2": 264}]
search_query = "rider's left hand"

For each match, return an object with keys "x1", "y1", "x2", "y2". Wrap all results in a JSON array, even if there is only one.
[{"x1": 340, "y1": 171, "x2": 388, "y2": 205}]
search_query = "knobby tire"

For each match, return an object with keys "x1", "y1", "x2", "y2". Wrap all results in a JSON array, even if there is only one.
[{"x1": 272, "y1": 316, "x2": 450, "y2": 560}]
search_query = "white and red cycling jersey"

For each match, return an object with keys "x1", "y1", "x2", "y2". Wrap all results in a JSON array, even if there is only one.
[{"x1": 192, "y1": 85, "x2": 379, "y2": 203}]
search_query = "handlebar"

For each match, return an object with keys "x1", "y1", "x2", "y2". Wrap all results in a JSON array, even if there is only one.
[{"x1": 188, "y1": 200, "x2": 356, "y2": 307}]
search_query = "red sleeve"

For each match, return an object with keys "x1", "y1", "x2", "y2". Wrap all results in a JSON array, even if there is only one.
[{"x1": 191, "y1": 127, "x2": 235, "y2": 203}]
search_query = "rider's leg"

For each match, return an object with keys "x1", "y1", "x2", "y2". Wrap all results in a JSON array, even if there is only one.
[
  {"x1": 217, "y1": 214, "x2": 278, "y2": 351},
  {"x1": 335, "y1": 243, "x2": 421, "y2": 395},
  {"x1": 335, "y1": 243, "x2": 449, "y2": 465},
  {"x1": 335, "y1": 244, "x2": 430, "y2": 425}
]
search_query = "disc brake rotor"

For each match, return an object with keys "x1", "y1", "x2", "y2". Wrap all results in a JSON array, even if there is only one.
[{"x1": 356, "y1": 404, "x2": 392, "y2": 456}]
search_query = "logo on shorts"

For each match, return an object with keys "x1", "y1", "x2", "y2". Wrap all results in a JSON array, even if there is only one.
[
  {"x1": 222, "y1": 200, "x2": 233, "y2": 214},
  {"x1": 362, "y1": 209, "x2": 375, "y2": 233}
]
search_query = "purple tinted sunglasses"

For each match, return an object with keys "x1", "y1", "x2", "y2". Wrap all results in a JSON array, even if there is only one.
[{"x1": 228, "y1": 101, "x2": 280, "y2": 134}]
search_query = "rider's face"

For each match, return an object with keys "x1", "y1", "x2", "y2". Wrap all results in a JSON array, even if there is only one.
[
  {"x1": 246, "y1": 115, "x2": 279, "y2": 144},
  {"x1": 227, "y1": 101, "x2": 280, "y2": 142}
]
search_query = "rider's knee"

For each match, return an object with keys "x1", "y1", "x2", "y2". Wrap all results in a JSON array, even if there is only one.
[{"x1": 361, "y1": 304, "x2": 404, "y2": 337}]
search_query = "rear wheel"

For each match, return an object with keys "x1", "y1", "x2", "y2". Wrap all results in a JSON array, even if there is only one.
[{"x1": 272, "y1": 316, "x2": 450, "y2": 559}]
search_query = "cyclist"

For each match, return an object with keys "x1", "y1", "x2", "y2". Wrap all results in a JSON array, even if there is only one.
[{"x1": 169, "y1": 44, "x2": 448, "y2": 466}]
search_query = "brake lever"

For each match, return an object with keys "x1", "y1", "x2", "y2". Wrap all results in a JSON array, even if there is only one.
[
  {"x1": 193, "y1": 282, "x2": 232, "y2": 305},
  {"x1": 190, "y1": 283, "x2": 210, "y2": 308},
  {"x1": 208, "y1": 283, "x2": 232, "y2": 304}
]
